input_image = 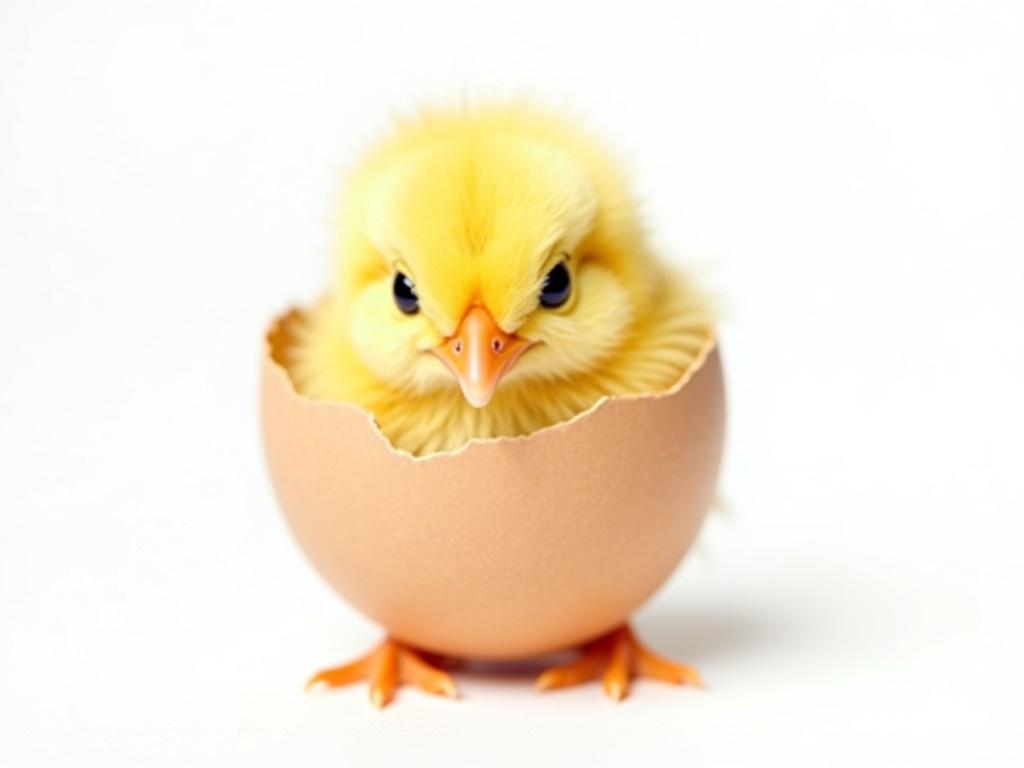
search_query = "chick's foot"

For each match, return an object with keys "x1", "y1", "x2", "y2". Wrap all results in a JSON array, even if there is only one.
[
  {"x1": 306, "y1": 638, "x2": 458, "y2": 709},
  {"x1": 536, "y1": 624, "x2": 702, "y2": 702}
]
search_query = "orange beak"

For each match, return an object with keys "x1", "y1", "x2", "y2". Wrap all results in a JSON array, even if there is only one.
[{"x1": 432, "y1": 306, "x2": 533, "y2": 408}]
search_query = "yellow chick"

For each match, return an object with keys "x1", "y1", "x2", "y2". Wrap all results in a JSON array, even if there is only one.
[
  {"x1": 285, "y1": 103, "x2": 711, "y2": 456},
  {"x1": 270, "y1": 103, "x2": 721, "y2": 706}
]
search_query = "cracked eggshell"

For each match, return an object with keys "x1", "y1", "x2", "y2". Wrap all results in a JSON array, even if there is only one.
[{"x1": 261, "y1": 308, "x2": 726, "y2": 660}]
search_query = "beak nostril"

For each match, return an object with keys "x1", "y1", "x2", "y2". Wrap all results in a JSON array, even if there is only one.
[{"x1": 433, "y1": 306, "x2": 533, "y2": 408}]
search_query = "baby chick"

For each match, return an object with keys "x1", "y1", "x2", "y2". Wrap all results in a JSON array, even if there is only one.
[
  {"x1": 287, "y1": 104, "x2": 711, "y2": 456},
  {"x1": 285, "y1": 104, "x2": 715, "y2": 705}
]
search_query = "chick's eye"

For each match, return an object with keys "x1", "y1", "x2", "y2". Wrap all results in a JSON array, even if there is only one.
[
  {"x1": 392, "y1": 272, "x2": 419, "y2": 315},
  {"x1": 539, "y1": 261, "x2": 571, "y2": 308}
]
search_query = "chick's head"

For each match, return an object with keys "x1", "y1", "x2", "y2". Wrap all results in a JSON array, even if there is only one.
[{"x1": 337, "y1": 106, "x2": 657, "y2": 407}]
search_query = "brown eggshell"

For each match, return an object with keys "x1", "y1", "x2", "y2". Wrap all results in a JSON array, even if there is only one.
[{"x1": 261, "y1": 309, "x2": 725, "y2": 660}]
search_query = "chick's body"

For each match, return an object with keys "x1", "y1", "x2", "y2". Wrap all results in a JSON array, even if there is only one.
[
  {"x1": 267, "y1": 103, "x2": 724, "y2": 706},
  {"x1": 286, "y1": 105, "x2": 710, "y2": 455}
]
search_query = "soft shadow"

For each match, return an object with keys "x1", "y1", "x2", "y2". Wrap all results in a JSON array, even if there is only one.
[
  {"x1": 449, "y1": 606, "x2": 800, "y2": 685},
  {"x1": 451, "y1": 651, "x2": 578, "y2": 683},
  {"x1": 635, "y1": 608, "x2": 794, "y2": 663}
]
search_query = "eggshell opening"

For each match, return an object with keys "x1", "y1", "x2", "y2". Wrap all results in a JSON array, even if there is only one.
[{"x1": 261, "y1": 307, "x2": 725, "y2": 659}]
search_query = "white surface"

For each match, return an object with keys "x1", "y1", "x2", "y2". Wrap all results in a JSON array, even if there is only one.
[{"x1": 2, "y1": 1, "x2": 1022, "y2": 765}]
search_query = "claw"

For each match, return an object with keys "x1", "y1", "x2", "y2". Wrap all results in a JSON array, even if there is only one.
[
  {"x1": 537, "y1": 624, "x2": 702, "y2": 702},
  {"x1": 307, "y1": 638, "x2": 458, "y2": 709},
  {"x1": 306, "y1": 651, "x2": 372, "y2": 691}
]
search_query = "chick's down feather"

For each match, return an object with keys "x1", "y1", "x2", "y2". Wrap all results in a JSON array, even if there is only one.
[{"x1": 281, "y1": 104, "x2": 712, "y2": 456}]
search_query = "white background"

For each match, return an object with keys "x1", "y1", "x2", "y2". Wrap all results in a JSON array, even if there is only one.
[{"x1": 2, "y1": 1, "x2": 1022, "y2": 765}]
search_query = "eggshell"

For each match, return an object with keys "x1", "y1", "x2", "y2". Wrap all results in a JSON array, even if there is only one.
[{"x1": 261, "y1": 308, "x2": 725, "y2": 660}]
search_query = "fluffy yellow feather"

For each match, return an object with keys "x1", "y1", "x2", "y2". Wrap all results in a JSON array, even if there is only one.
[{"x1": 282, "y1": 103, "x2": 712, "y2": 456}]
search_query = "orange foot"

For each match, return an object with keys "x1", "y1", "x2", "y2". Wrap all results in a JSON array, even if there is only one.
[
  {"x1": 306, "y1": 638, "x2": 458, "y2": 709},
  {"x1": 536, "y1": 624, "x2": 703, "y2": 702}
]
